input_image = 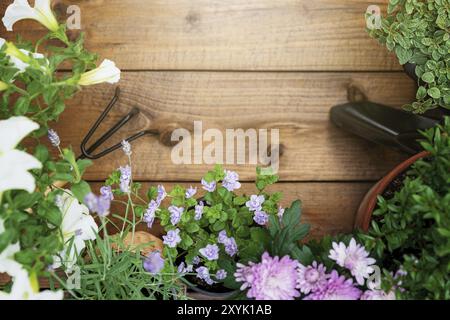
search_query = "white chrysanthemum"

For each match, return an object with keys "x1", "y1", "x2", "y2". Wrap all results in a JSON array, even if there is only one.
[
  {"x1": 0, "y1": 116, "x2": 42, "y2": 194},
  {"x1": 329, "y1": 238, "x2": 376, "y2": 285},
  {"x1": 78, "y1": 59, "x2": 121, "y2": 86},
  {"x1": 2, "y1": 0, "x2": 59, "y2": 32},
  {"x1": 0, "y1": 240, "x2": 23, "y2": 278},
  {"x1": 52, "y1": 190, "x2": 98, "y2": 269}
]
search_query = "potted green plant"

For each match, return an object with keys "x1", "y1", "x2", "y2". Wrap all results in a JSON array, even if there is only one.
[
  {"x1": 366, "y1": 0, "x2": 450, "y2": 116},
  {"x1": 140, "y1": 165, "x2": 306, "y2": 298},
  {"x1": 354, "y1": 118, "x2": 450, "y2": 299}
]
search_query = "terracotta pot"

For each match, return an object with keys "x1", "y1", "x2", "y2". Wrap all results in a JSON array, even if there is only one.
[{"x1": 354, "y1": 151, "x2": 430, "y2": 231}]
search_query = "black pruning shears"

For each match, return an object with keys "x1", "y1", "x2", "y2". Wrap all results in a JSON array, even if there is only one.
[{"x1": 330, "y1": 102, "x2": 441, "y2": 155}]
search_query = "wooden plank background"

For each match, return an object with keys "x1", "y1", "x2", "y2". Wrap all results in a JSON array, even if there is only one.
[{"x1": 0, "y1": 0, "x2": 415, "y2": 238}]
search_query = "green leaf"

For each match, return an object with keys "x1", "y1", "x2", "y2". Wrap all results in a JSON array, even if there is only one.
[{"x1": 71, "y1": 181, "x2": 91, "y2": 203}]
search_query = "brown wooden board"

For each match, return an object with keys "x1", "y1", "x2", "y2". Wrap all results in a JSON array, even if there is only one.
[{"x1": 0, "y1": 0, "x2": 398, "y2": 71}]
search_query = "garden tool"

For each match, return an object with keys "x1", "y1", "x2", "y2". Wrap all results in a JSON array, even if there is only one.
[
  {"x1": 79, "y1": 87, "x2": 160, "y2": 160},
  {"x1": 330, "y1": 101, "x2": 439, "y2": 155}
]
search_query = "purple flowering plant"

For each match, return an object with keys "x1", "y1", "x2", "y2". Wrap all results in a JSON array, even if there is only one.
[{"x1": 145, "y1": 164, "x2": 288, "y2": 288}]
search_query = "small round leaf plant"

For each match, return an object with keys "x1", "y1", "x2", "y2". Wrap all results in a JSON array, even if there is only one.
[
  {"x1": 366, "y1": 0, "x2": 450, "y2": 113},
  {"x1": 138, "y1": 165, "x2": 289, "y2": 288}
]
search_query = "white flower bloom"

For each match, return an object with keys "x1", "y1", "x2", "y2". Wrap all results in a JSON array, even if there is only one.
[
  {"x1": 52, "y1": 190, "x2": 98, "y2": 269},
  {"x1": 78, "y1": 59, "x2": 121, "y2": 86},
  {"x1": 0, "y1": 241, "x2": 23, "y2": 278},
  {"x1": 0, "y1": 38, "x2": 46, "y2": 73},
  {"x1": 2, "y1": 0, "x2": 59, "y2": 32},
  {"x1": 0, "y1": 116, "x2": 42, "y2": 194},
  {"x1": 0, "y1": 269, "x2": 63, "y2": 300}
]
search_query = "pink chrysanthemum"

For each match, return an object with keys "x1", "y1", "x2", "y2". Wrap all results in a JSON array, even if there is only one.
[
  {"x1": 235, "y1": 252, "x2": 300, "y2": 300},
  {"x1": 303, "y1": 270, "x2": 362, "y2": 300},
  {"x1": 328, "y1": 238, "x2": 376, "y2": 285},
  {"x1": 297, "y1": 261, "x2": 329, "y2": 294},
  {"x1": 360, "y1": 289, "x2": 396, "y2": 300}
]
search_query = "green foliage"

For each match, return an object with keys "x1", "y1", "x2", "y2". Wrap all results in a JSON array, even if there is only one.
[
  {"x1": 361, "y1": 117, "x2": 450, "y2": 299},
  {"x1": 367, "y1": 0, "x2": 450, "y2": 113}
]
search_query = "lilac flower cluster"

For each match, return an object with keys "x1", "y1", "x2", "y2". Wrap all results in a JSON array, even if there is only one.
[
  {"x1": 163, "y1": 228, "x2": 181, "y2": 248},
  {"x1": 217, "y1": 231, "x2": 238, "y2": 257},
  {"x1": 177, "y1": 262, "x2": 194, "y2": 275},
  {"x1": 194, "y1": 201, "x2": 204, "y2": 220},
  {"x1": 185, "y1": 186, "x2": 197, "y2": 199},
  {"x1": 119, "y1": 165, "x2": 132, "y2": 193},
  {"x1": 201, "y1": 179, "x2": 216, "y2": 192},
  {"x1": 253, "y1": 211, "x2": 269, "y2": 226},
  {"x1": 169, "y1": 205, "x2": 184, "y2": 226},
  {"x1": 121, "y1": 140, "x2": 132, "y2": 156},
  {"x1": 143, "y1": 251, "x2": 165, "y2": 275},
  {"x1": 47, "y1": 129, "x2": 60, "y2": 147},
  {"x1": 143, "y1": 185, "x2": 166, "y2": 229},
  {"x1": 84, "y1": 186, "x2": 113, "y2": 217},
  {"x1": 222, "y1": 170, "x2": 241, "y2": 192},
  {"x1": 196, "y1": 266, "x2": 215, "y2": 285},
  {"x1": 199, "y1": 244, "x2": 219, "y2": 261}
]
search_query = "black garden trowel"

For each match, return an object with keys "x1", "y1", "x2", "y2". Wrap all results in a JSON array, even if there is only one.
[{"x1": 330, "y1": 102, "x2": 440, "y2": 155}]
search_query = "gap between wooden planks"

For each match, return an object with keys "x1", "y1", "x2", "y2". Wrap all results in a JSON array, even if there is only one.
[
  {"x1": 1, "y1": 0, "x2": 397, "y2": 71},
  {"x1": 48, "y1": 71, "x2": 414, "y2": 181}
]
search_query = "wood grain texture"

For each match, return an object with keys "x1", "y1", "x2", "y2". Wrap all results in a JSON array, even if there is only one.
[
  {"x1": 0, "y1": 0, "x2": 399, "y2": 71},
  {"x1": 50, "y1": 71, "x2": 413, "y2": 181}
]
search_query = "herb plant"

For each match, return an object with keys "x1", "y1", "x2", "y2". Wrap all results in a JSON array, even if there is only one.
[
  {"x1": 359, "y1": 117, "x2": 450, "y2": 299},
  {"x1": 367, "y1": 0, "x2": 450, "y2": 113}
]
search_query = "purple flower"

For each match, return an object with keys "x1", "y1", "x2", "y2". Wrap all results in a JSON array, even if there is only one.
[
  {"x1": 100, "y1": 186, "x2": 114, "y2": 201},
  {"x1": 224, "y1": 237, "x2": 238, "y2": 257},
  {"x1": 328, "y1": 238, "x2": 376, "y2": 285},
  {"x1": 84, "y1": 192, "x2": 111, "y2": 217},
  {"x1": 143, "y1": 200, "x2": 158, "y2": 228},
  {"x1": 196, "y1": 266, "x2": 215, "y2": 285},
  {"x1": 169, "y1": 206, "x2": 184, "y2": 226},
  {"x1": 303, "y1": 270, "x2": 362, "y2": 300},
  {"x1": 201, "y1": 179, "x2": 216, "y2": 192},
  {"x1": 194, "y1": 202, "x2": 204, "y2": 221},
  {"x1": 119, "y1": 165, "x2": 132, "y2": 193},
  {"x1": 277, "y1": 206, "x2": 285, "y2": 221},
  {"x1": 216, "y1": 269, "x2": 227, "y2": 280},
  {"x1": 177, "y1": 262, "x2": 194, "y2": 274},
  {"x1": 222, "y1": 170, "x2": 241, "y2": 192},
  {"x1": 185, "y1": 186, "x2": 197, "y2": 199},
  {"x1": 297, "y1": 261, "x2": 329, "y2": 294},
  {"x1": 143, "y1": 251, "x2": 165, "y2": 274},
  {"x1": 235, "y1": 252, "x2": 300, "y2": 300},
  {"x1": 162, "y1": 229, "x2": 182, "y2": 248},
  {"x1": 156, "y1": 185, "x2": 166, "y2": 204},
  {"x1": 47, "y1": 129, "x2": 60, "y2": 147},
  {"x1": 121, "y1": 140, "x2": 132, "y2": 156},
  {"x1": 253, "y1": 211, "x2": 269, "y2": 226},
  {"x1": 199, "y1": 244, "x2": 220, "y2": 261},
  {"x1": 218, "y1": 230, "x2": 229, "y2": 244},
  {"x1": 192, "y1": 256, "x2": 201, "y2": 265},
  {"x1": 246, "y1": 195, "x2": 265, "y2": 212}
]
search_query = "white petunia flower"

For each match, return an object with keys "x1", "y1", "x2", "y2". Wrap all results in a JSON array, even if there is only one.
[
  {"x1": 2, "y1": 0, "x2": 59, "y2": 32},
  {"x1": 0, "y1": 38, "x2": 46, "y2": 73},
  {"x1": 0, "y1": 269, "x2": 63, "y2": 300},
  {"x1": 0, "y1": 240, "x2": 23, "y2": 278},
  {"x1": 52, "y1": 190, "x2": 98, "y2": 269},
  {"x1": 0, "y1": 116, "x2": 42, "y2": 194},
  {"x1": 78, "y1": 59, "x2": 121, "y2": 86}
]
